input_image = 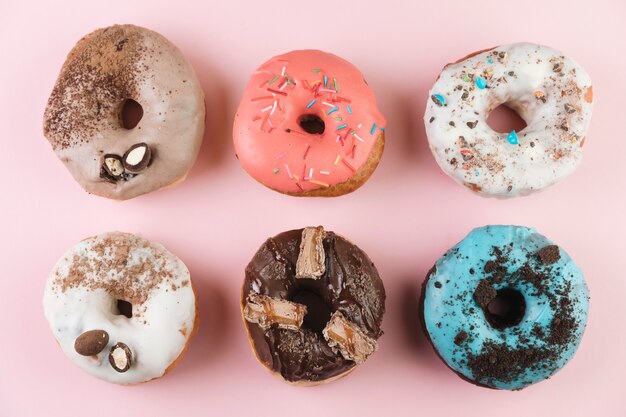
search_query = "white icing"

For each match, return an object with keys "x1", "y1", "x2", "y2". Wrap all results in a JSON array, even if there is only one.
[
  {"x1": 424, "y1": 43, "x2": 593, "y2": 197},
  {"x1": 43, "y1": 232, "x2": 196, "y2": 385}
]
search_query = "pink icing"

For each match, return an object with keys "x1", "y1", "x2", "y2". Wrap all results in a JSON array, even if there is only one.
[{"x1": 233, "y1": 50, "x2": 386, "y2": 193}]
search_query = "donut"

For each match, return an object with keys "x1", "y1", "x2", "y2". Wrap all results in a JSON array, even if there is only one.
[
  {"x1": 420, "y1": 225, "x2": 589, "y2": 390},
  {"x1": 43, "y1": 24, "x2": 205, "y2": 200},
  {"x1": 43, "y1": 232, "x2": 198, "y2": 385},
  {"x1": 233, "y1": 50, "x2": 386, "y2": 197},
  {"x1": 241, "y1": 226, "x2": 386, "y2": 385},
  {"x1": 424, "y1": 43, "x2": 593, "y2": 197}
]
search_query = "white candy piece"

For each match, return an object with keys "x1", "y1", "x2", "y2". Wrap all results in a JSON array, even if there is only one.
[
  {"x1": 43, "y1": 232, "x2": 196, "y2": 385},
  {"x1": 424, "y1": 43, "x2": 593, "y2": 198}
]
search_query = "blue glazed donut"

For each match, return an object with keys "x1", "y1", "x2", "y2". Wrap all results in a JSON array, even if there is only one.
[{"x1": 421, "y1": 225, "x2": 589, "y2": 390}]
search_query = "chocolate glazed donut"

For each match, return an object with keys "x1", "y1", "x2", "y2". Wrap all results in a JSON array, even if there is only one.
[{"x1": 241, "y1": 226, "x2": 386, "y2": 385}]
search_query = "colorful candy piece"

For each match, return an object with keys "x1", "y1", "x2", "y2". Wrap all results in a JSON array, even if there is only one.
[
  {"x1": 507, "y1": 130, "x2": 519, "y2": 145},
  {"x1": 431, "y1": 94, "x2": 446, "y2": 106}
]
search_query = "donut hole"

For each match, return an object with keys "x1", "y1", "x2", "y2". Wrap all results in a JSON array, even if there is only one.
[
  {"x1": 298, "y1": 114, "x2": 325, "y2": 135},
  {"x1": 120, "y1": 98, "x2": 143, "y2": 129},
  {"x1": 115, "y1": 299, "x2": 133, "y2": 319},
  {"x1": 485, "y1": 288, "x2": 525, "y2": 329},
  {"x1": 292, "y1": 289, "x2": 332, "y2": 333},
  {"x1": 487, "y1": 104, "x2": 527, "y2": 133}
]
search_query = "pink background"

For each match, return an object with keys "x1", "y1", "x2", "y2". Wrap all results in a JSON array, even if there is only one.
[{"x1": 1, "y1": 0, "x2": 625, "y2": 416}]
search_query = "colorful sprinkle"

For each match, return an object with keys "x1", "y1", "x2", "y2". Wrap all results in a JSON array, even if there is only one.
[
  {"x1": 353, "y1": 133, "x2": 364, "y2": 142},
  {"x1": 461, "y1": 74, "x2": 471, "y2": 82},
  {"x1": 334, "y1": 155, "x2": 341, "y2": 165},
  {"x1": 370, "y1": 123, "x2": 377, "y2": 135},
  {"x1": 303, "y1": 145, "x2": 311, "y2": 159},
  {"x1": 327, "y1": 107, "x2": 339, "y2": 115},
  {"x1": 336, "y1": 123, "x2": 348, "y2": 130},
  {"x1": 475, "y1": 77, "x2": 487, "y2": 89},
  {"x1": 507, "y1": 130, "x2": 519, "y2": 145},
  {"x1": 267, "y1": 75, "x2": 280, "y2": 85},
  {"x1": 342, "y1": 159, "x2": 357, "y2": 172},
  {"x1": 311, "y1": 69, "x2": 321, "y2": 73},
  {"x1": 431, "y1": 94, "x2": 446, "y2": 106},
  {"x1": 267, "y1": 88, "x2": 288, "y2": 96},
  {"x1": 275, "y1": 151, "x2": 287, "y2": 159},
  {"x1": 306, "y1": 99, "x2": 316, "y2": 109},
  {"x1": 320, "y1": 170, "x2": 330, "y2": 175},
  {"x1": 333, "y1": 117, "x2": 342, "y2": 121},
  {"x1": 273, "y1": 168, "x2": 279, "y2": 174},
  {"x1": 346, "y1": 105, "x2": 353, "y2": 114},
  {"x1": 487, "y1": 58, "x2": 493, "y2": 64},
  {"x1": 250, "y1": 95, "x2": 273, "y2": 102},
  {"x1": 333, "y1": 78, "x2": 338, "y2": 92},
  {"x1": 323, "y1": 75, "x2": 328, "y2": 87},
  {"x1": 285, "y1": 164, "x2": 293, "y2": 179},
  {"x1": 308, "y1": 179, "x2": 330, "y2": 188},
  {"x1": 322, "y1": 101, "x2": 335, "y2": 107}
]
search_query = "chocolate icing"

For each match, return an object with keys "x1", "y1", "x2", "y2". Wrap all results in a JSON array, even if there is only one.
[{"x1": 242, "y1": 228, "x2": 385, "y2": 383}]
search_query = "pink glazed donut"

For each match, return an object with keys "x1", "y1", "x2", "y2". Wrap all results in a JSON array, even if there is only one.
[{"x1": 233, "y1": 50, "x2": 386, "y2": 197}]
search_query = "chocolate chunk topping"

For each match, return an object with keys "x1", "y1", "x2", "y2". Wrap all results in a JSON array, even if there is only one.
[
  {"x1": 108, "y1": 342, "x2": 132, "y2": 373},
  {"x1": 123, "y1": 143, "x2": 151, "y2": 173},
  {"x1": 474, "y1": 279, "x2": 497, "y2": 308},
  {"x1": 536, "y1": 245, "x2": 561, "y2": 265},
  {"x1": 74, "y1": 330, "x2": 109, "y2": 356},
  {"x1": 243, "y1": 293, "x2": 307, "y2": 331},
  {"x1": 454, "y1": 331, "x2": 468, "y2": 346}
]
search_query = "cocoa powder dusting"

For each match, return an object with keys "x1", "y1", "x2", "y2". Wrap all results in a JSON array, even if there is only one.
[
  {"x1": 44, "y1": 25, "x2": 146, "y2": 150},
  {"x1": 52, "y1": 233, "x2": 180, "y2": 307}
]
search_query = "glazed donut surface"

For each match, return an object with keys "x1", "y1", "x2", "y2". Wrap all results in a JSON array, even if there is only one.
[
  {"x1": 43, "y1": 232, "x2": 197, "y2": 385},
  {"x1": 241, "y1": 226, "x2": 386, "y2": 385},
  {"x1": 421, "y1": 225, "x2": 589, "y2": 390},
  {"x1": 43, "y1": 24, "x2": 205, "y2": 200},
  {"x1": 234, "y1": 50, "x2": 386, "y2": 196},
  {"x1": 424, "y1": 43, "x2": 593, "y2": 197}
]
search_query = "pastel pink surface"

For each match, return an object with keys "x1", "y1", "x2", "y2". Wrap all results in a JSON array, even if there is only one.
[
  {"x1": 0, "y1": 1, "x2": 625, "y2": 417},
  {"x1": 233, "y1": 49, "x2": 385, "y2": 192}
]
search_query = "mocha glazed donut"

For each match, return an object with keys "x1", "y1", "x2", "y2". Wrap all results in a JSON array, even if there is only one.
[
  {"x1": 43, "y1": 25, "x2": 205, "y2": 200},
  {"x1": 241, "y1": 226, "x2": 386, "y2": 385},
  {"x1": 233, "y1": 50, "x2": 386, "y2": 197},
  {"x1": 424, "y1": 43, "x2": 593, "y2": 197},
  {"x1": 43, "y1": 232, "x2": 198, "y2": 385},
  {"x1": 420, "y1": 225, "x2": 589, "y2": 390}
]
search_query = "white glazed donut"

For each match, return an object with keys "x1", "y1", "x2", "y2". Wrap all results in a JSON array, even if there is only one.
[
  {"x1": 43, "y1": 232, "x2": 198, "y2": 385},
  {"x1": 424, "y1": 43, "x2": 593, "y2": 197}
]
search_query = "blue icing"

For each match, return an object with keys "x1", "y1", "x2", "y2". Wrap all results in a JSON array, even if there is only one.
[{"x1": 423, "y1": 225, "x2": 589, "y2": 390}]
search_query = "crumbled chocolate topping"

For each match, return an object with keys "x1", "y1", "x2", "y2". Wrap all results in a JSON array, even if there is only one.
[
  {"x1": 466, "y1": 342, "x2": 552, "y2": 386},
  {"x1": 454, "y1": 331, "x2": 468, "y2": 346},
  {"x1": 423, "y1": 239, "x2": 585, "y2": 389},
  {"x1": 473, "y1": 279, "x2": 497, "y2": 308},
  {"x1": 536, "y1": 245, "x2": 561, "y2": 265}
]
